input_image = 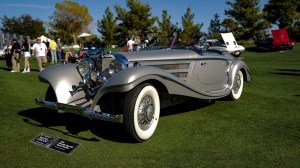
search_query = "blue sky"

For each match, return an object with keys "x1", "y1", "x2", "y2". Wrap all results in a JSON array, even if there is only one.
[{"x1": 0, "y1": 0, "x2": 269, "y2": 34}]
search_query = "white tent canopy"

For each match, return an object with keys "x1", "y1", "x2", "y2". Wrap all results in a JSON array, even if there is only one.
[
  {"x1": 78, "y1": 33, "x2": 91, "y2": 38},
  {"x1": 40, "y1": 35, "x2": 51, "y2": 42}
]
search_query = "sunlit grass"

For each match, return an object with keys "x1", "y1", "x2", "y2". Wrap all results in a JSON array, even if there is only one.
[{"x1": 0, "y1": 46, "x2": 299, "y2": 167}]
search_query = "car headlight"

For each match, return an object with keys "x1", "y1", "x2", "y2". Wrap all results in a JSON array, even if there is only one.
[
  {"x1": 108, "y1": 59, "x2": 127, "y2": 76},
  {"x1": 90, "y1": 71, "x2": 99, "y2": 82},
  {"x1": 90, "y1": 70, "x2": 107, "y2": 83},
  {"x1": 77, "y1": 58, "x2": 94, "y2": 76}
]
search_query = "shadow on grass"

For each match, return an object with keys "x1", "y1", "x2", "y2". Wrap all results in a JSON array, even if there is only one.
[
  {"x1": 274, "y1": 69, "x2": 300, "y2": 72},
  {"x1": 245, "y1": 47, "x2": 264, "y2": 53},
  {"x1": 245, "y1": 46, "x2": 291, "y2": 53},
  {"x1": 18, "y1": 107, "x2": 133, "y2": 143},
  {"x1": 25, "y1": 68, "x2": 40, "y2": 72},
  {"x1": 18, "y1": 100, "x2": 214, "y2": 143},
  {"x1": 245, "y1": 47, "x2": 274, "y2": 53},
  {"x1": 270, "y1": 69, "x2": 300, "y2": 77},
  {"x1": 160, "y1": 100, "x2": 214, "y2": 117},
  {"x1": 0, "y1": 67, "x2": 11, "y2": 71},
  {"x1": 270, "y1": 72, "x2": 300, "y2": 77},
  {"x1": 0, "y1": 66, "x2": 40, "y2": 72}
]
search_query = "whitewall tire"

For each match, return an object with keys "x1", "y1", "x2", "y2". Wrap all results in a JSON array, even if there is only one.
[
  {"x1": 124, "y1": 83, "x2": 160, "y2": 142},
  {"x1": 230, "y1": 70, "x2": 244, "y2": 100}
]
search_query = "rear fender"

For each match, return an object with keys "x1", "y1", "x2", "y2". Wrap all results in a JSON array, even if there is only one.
[{"x1": 228, "y1": 59, "x2": 251, "y2": 89}]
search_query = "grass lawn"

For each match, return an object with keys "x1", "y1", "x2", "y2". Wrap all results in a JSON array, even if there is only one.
[{"x1": 0, "y1": 46, "x2": 299, "y2": 167}]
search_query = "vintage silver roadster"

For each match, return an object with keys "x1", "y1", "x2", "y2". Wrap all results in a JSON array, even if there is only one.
[{"x1": 35, "y1": 47, "x2": 251, "y2": 142}]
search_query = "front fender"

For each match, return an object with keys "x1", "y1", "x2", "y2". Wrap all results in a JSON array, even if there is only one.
[{"x1": 38, "y1": 64, "x2": 89, "y2": 106}]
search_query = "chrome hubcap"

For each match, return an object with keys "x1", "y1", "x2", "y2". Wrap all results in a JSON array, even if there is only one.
[
  {"x1": 138, "y1": 95, "x2": 155, "y2": 131},
  {"x1": 233, "y1": 73, "x2": 241, "y2": 94}
]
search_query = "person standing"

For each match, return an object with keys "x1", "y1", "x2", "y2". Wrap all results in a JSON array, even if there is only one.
[
  {"x1": 49, "y1": 39, "x2": 57, "y2": 63},
  {"x1": 21, "y1": 38, "x2": 31, "y2": 73},
  {"x1": 10, "y1": 39, "x2": 21, "y2": 72},
  {"x1": 56, "y1": 38, "x2": 62, "y2": 62},
  {"x1": 141, "y1": 39, "x2": 149, "y2": 50},
  {"x1": 44, "y1": 39, "x2": 50, "y2": 59},
  {"x1": 32, "y1": 37, "x2": 48, "y2": 71},
  {"x1": 3, "y1": 41, "x2": 12, "y2": 70},
  {"x1": 127, "y1": 38, "x2": 135, "y2": 51}
]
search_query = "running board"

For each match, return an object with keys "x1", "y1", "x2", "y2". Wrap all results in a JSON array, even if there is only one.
[{"x1": 35, "y1": 97, "x2": 123, "y2": 123}]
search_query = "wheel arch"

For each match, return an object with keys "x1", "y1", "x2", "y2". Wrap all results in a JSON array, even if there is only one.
[
  {"x1": 139, "y1": 79, "x2": 168, "y2": 95},
  {"x1": 240, "y1": 67, "x2": 251, "y2": 82},
  {"x1": 91, "y1": 76, "x2": 170, "y2": 112},
  {"x1": 228, "y1": 59, "x2": 251, "y2": 89},
  {"x1": 38, "y1": 64, "x2": 87, "y2": 105}
]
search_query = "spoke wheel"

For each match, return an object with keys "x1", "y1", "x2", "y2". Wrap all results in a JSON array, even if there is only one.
[
  {"x1": 124, "y1": 83, "x2": 160, "y2": 142},
  {"x1": 230, "y1": 70, "x2": 244, "y2": 100}
]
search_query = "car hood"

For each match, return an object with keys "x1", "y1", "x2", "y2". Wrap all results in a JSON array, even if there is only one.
[
  {"x1": 118, "y1": 49, "x2": 198, "y2": 62},
  {"x1": 226, "y1": 45, "x2": 245, "y2": 52},
  {"x1": 271, "y1": 29, "x2": 295, "y2": 45},
  {"x1": 221, "y1": 32, "x2": 245, "y2": 51}
]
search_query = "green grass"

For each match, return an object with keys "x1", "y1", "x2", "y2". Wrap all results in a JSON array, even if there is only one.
[{"x1": 0, "y1": 46, "x2": 299, "y2": 167}]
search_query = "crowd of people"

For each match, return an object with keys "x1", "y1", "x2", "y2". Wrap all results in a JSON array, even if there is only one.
[
  {"x1": 2, "y1": 37, "x2": 63, "y2": 73},
  {"x1": 2, "y1": 35, "x2": 149, "y2": 73},
  {"x1": 126, "y1": 36, "x2": 149, "y2": 51}
]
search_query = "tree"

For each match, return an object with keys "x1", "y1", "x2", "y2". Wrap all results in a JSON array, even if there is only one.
[
  {"x1": 50, "y1": 0, "x2": 93, "y2": 44},
  {"x1": 263, "y1": 0, "x2": 297, "y2": 28},
  {"x1": 0, "y1": 16, "x2": 21, "y2": 34},
  {"x1": 98, "y1": 7, "x2": 118, "y2": 47},
  {"x1": 208, "y1": 13, "x2": 221, "y2": 39},
  {"x1": 180, "y1": 7, "x2": 203, "y2": 45},
  {"x1": 157, "y1": 10, "x2": 176, "y2": 42},
  {"x1": 287, "y1": 1, "x2": 300, "y2": 41},
  {"x1": 0, "y1": 14, "x2": 45, "y2": 38},
  {"x1": 224, "y1": 0, "x2": 270, "y2": 40},
  {"x1": 115, "y1": 0, "x2": 157, "y2": 46},
  {"x1": 221, "y1": 18, "x2": 238, "y2": 33}
]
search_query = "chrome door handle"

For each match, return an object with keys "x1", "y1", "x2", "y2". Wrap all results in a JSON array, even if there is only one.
[{"x1": 200, "y1": 62, "x2": 207, "y2": 65}]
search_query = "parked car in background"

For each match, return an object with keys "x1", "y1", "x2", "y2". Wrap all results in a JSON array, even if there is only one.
[
  {"x1": 193, "y1": 32, "x2": 245, "y2": 56},
  {"x1": 61, "y1": 44, "x2": 80, "y2": 51},
  {"x1": 0, "y1": 48, "x2": 4, "y2": 58},
  {"x1": 78, "y1": 46, "x2": 104, "y2": 59},
  {"x1": 255, "y1": 29, "x2": 295, "y2": 51},
  {"x1": 35, "y1": 38, "x2": 251, "y2": 142}
]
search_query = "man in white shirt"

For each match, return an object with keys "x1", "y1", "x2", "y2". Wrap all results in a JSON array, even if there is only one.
[
  {"x1": 127, "y1": 38, "x2": 135, "y2": 51},
  {"x1": 32, "y1": 37, "x2": 48, "y2": 71}
]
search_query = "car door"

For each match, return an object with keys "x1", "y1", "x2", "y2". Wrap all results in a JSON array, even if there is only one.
[{"x1": 188, "y1": 55, "x2": 230, "y2": 92}]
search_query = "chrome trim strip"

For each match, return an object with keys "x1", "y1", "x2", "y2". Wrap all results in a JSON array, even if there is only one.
[{"x1": 35, "y1": 98, "x2": 123, "y2": 123}]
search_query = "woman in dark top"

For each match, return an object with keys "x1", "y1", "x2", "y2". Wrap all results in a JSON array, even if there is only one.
[{"x1": 21, "y1": 38, "x2": 31, "y2": 73}]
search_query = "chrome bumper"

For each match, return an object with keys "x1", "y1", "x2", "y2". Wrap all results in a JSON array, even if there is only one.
[{"x1": 35, "y1": 98, "x2": 123, "y2": 123}]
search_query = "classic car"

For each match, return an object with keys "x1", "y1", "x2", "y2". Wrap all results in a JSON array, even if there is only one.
[
  {"x1": 193, "y1": 32, "x2": 245, "y2": 56},
  {"x1": 0, "y1": 48, "x2": 4, "y2": 58},
  {"x1": 35, "y1": 47, "x2": 251, "y2": 142},
  {"x1": 78, "y1": 47, "x2": 104, "y2": 59},
  {"x1": 255, "y1": 29, "x2": 295, "y2": 51}
]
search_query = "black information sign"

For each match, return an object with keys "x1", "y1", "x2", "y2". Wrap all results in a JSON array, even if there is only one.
[
  {"x1": 31, "y1": 134, "x2": 56, "y2": 147},
  {"x1": 49, "y1": 139, "x2": 79, "y2": 154},
  {"x1": 31, "y1": 133, "x2": 79, "y2": 155}
]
